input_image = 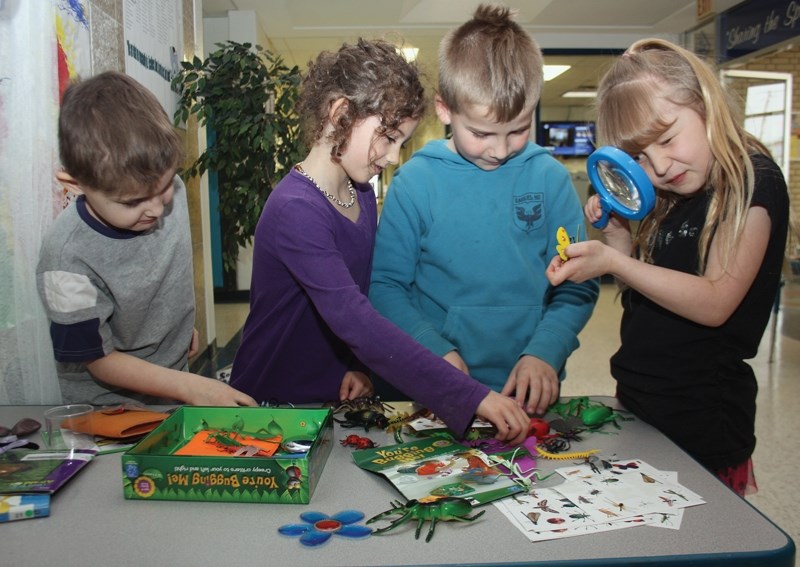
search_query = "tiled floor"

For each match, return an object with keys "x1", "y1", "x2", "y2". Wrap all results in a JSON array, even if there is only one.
[
  {"x1": 206, "y1": 302, "x2": 247, "y2": 380},
  {"x1": 215, "y1": 302, "x2": 249, "y2": 349},
  {"x1": 214, "y1": 278, "x2": 800, "y2": 545}
]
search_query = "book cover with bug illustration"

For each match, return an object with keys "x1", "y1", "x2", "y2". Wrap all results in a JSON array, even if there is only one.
[
  {"x1": 352, "y1": 436, "x2": 524, "y2": 506},
  {"x1": 0, "y1": 448, "x2": 95, "y2": 494}
]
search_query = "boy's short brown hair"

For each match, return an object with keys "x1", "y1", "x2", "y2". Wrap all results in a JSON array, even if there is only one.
[
  {"x1": 438, "y1": 3, "x2": 543, "y2": 122},
  {"x1": 58, "y1": 71, "x2": 182, "y2": 196}
]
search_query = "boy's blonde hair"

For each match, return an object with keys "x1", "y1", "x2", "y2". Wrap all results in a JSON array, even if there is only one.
[
  {"x1": 438, "y1": 4, "x2": 543, "y2": 122},
  {"x1": 59, "y1": 71, "x2": 182, "y2": 196},
  {"x1": 596, "y1": 38, "x2": 769, "y2": 274}
]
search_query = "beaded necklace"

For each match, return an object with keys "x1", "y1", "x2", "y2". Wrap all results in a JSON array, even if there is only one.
[{"x1": 294, "y1": 163, "x2": 356, "y2": 209}]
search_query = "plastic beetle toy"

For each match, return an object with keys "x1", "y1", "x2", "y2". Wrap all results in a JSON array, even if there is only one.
[
  {"x1": 547, "y1": 397, "x2": 632, "y2": 430},
  {"x1": 579, "y1": 404, "x2": 633, "y2": 429},
  {"x1": 334, "y1": 409, "x2": 389, "y2": 432},
  {"x1": 340, "y1": 434, "x2": 377, "y2": 449},
  {"x1": 367, "y1": 497, "x2": 486, "y2": 543},
  {"x1": 528, "y1": 417, "x2": 550, "y2": 439}
]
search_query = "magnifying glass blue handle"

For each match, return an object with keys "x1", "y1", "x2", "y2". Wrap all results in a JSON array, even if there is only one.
[
  {"x1": 587, "y1": 146, "x2": 655, "y2": 229},
  {"x1": 594, "y1": 199, "x2": 612, "y2": 229}
]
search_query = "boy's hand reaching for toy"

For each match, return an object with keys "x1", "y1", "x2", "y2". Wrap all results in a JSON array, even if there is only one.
[
  {"x1": 184, "y1": 375, "x2": 258, "y2": 406},
  {"x1": 87, "y1": 351, "x2": 258, "y2": 407},
  {"x1": 475, "y1": 391, "x2": 529, "y2": 446},
  {"x1": 500, "y1": 355, "x2": 559, "y2": 415}
]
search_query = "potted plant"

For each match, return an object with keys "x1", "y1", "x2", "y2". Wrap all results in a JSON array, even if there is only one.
[{"x1": 172, "y1": 41, "x2": 305, "y2": 289}]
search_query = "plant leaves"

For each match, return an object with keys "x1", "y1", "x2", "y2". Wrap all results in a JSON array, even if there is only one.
[{"x1": 172, "y1": 42, "x2": 304, "y2": 280}]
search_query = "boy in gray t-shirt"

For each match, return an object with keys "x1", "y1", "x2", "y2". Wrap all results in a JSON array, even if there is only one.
[{"x1": 36, "y1": 71, "x2": 255, "y2": 408}]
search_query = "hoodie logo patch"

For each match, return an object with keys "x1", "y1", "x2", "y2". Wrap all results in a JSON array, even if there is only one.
[{"x1": 513, "y1": 193, "x2": 544, "y2": 233}]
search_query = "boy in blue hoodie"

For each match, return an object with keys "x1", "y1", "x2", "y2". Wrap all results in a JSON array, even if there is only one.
[{"x1": 369, "y1": 4, "x2": 599, "y2": 415}]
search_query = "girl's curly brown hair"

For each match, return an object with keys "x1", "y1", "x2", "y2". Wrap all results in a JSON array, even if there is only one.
[{"x1": 297, "y1": 38, "x2": 427, "y2": 162}]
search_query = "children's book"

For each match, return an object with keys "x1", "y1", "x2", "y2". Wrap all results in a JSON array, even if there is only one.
[
  {"x1": 0, "y1": 493, "x2": 51, "y2": 522},
  {"x1": 0, "y1": 448, "x2": 95, "y2": 494},
  {"x1": 351, "y1": 437, "x2": 524, "y2": 506}
]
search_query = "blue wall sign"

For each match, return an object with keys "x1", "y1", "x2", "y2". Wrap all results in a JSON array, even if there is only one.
[{"x1": 718, "y1": 0, "x2": 800, "y2": 62}]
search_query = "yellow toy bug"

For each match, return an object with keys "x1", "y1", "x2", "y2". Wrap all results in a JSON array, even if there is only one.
[{"x1": 556, "y1": 226, "x2": 571, "y2": 261}]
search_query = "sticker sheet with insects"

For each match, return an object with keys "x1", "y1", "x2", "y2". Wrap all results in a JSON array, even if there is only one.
[
  {"x1": 495, "y1": 487, "x2": 585, "y2": 534},
  {"x1": 554, "y1": 458, "x2": 660, "y2": 481},
  {"x1": 495, "y1": 487, "x2": 649, "y2": 541},
  {"x1": 554, "y1": 467, "x2": 705, "y2": 524},
  {"x1": 552, "y1": 458, "x2": 694, "y2": 530},
  {"x1": 494, "y1": 458, "x2": 706, "y2": 541}
]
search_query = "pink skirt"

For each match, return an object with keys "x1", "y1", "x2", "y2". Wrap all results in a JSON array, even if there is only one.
[{"x1": 713, "y1": 458, "x2": 758, "y2": 497}]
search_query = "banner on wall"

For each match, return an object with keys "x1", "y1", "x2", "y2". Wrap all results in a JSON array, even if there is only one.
[
  {"x1": 123, "y1": 0, "x2": 183, "y2": 117},
  {"x1": 717, "y1": 0, "x2": 799, "y2": 62}
]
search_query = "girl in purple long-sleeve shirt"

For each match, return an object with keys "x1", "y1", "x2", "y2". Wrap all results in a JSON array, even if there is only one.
[{"x1": 229, "y1": 39, "x2": 529, "y2": 442}]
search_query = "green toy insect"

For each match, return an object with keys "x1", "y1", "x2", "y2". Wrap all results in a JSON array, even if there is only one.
[
  {"x1": 548, "y1": 397, "x2": 633, "y2": 429},
  {"x1": 367, "y1": 497, "x2": 485, "y2": 542},
  {"x1": 580, "y1": 405, "x2": 627, "y2": 428}
]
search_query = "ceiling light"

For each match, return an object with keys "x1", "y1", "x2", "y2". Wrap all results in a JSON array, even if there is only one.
[
  {"x1": 400, "y1": 47, "x2": 419, "y2": 62},
  {"x1": 562, "y1": 90, "x2": 597, "y2": 98},
  {"x1": 543, "y1": 65, "x2": 570, "y2": 81}
]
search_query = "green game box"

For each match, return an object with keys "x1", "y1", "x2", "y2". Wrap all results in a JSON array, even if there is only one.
[{"x1": 121, "y1": 406, "x2": 333, "y2": 504}]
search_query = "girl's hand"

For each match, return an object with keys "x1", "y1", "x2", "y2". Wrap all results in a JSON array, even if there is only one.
[
  {"x1": 338, "y1": 371, "x2": 374, "y2": 401},
  {"x1": 475, "y1": 391, "x2": 530, "y2": 446},
  {"x1": 586, "y1": 194, "x2": 632, "y2": 238},
  {"x1": 546, "y1": 240, "x2": 616, "y2": 285},
  {"x1": 584, "y1": 194, "x2": 604, "y2": 226}
]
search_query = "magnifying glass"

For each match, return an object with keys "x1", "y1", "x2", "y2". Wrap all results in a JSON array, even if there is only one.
[{"x1": 587, "y1": 146, "x2": 656, "y2": 229}]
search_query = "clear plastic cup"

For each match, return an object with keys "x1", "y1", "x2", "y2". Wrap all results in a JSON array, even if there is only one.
[{"x1": 42, "y1": 404, "x2": 95, "y2": 451}]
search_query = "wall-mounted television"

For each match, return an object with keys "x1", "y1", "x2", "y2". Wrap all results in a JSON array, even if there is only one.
[{"x1": 538, "y1": 121, "x2": 596, "y2": 157}]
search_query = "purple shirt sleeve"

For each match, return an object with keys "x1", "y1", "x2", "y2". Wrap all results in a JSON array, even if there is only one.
[{"x1": 273, "y1": 195, "x2": 490, "y2": 435}]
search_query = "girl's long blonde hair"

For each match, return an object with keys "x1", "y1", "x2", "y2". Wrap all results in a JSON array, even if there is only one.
[{"x1": 595, "y1": 38, "x2": 769, "y2": 274}]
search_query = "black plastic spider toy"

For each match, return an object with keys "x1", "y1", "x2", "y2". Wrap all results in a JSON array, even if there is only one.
[{"x1": 540, "y1": 437, "x2": 571, "y2": 454}]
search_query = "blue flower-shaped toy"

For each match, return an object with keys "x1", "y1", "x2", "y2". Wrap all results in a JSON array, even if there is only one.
[{"x1": 278, "y1": 510, "x2": 372, "y2": 547}]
